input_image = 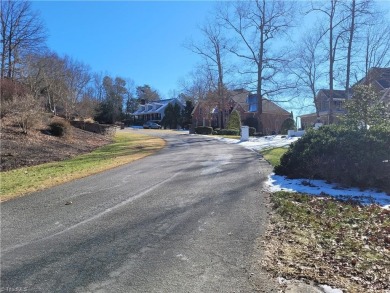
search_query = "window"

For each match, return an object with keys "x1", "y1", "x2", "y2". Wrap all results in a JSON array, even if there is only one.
[
  {"x1": 334, "y1": 100, "x2": 344, "y2": 111},
  {"x1": 247, "y1": 95, "x2": 257, "y2": 112}
]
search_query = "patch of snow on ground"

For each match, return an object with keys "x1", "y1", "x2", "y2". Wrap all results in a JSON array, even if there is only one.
[
  {"x1": 216, "y1": 135, "x2": 390, "y2": 207},
  {"x1": 218, "y1": 135, "x2": 299, "y2": 151},
  {"x1": 265, "y1": 174, "x2": 390, "y2": 207},
  {"x1": 320, "y1": 285, "x2": 343, "y2": 293}
]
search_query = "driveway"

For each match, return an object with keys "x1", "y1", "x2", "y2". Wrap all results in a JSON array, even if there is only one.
[{"x1": 1, "y1": 130, "x2": 278, "y2": 292}]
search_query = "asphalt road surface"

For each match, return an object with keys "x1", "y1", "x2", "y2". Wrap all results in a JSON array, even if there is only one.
[{"x1": 1, "y1": 130, "x2": 278, "y2": 293}]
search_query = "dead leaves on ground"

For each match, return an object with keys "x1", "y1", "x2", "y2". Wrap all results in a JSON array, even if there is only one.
[{"x1": 262, "y1": 192, "x2": 390, "y2": 292}]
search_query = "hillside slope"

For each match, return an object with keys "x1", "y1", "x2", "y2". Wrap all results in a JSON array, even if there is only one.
[{"x1": 0, "y1": 117, "x2": 112, "y2": 172}]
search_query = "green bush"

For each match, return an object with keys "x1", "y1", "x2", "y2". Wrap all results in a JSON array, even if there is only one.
[
  {"x1": 195, "y1": 126, "x2": 213, "y2": 135},
  {"x1": 280, "y1": 118, "x2": 295, "y2": 134},
  {"x1": 249, "y1": 127, "x2": 256, "y2": 136},
  {"x1": 275, "y1": 124, "x2": 390, "y2": 193},
  {"x1": 218, "y1": 129, "x2": 240, "y2": 136},
  {"x1": 49, "y1": 120, "x2": 71, "y2": 137}
]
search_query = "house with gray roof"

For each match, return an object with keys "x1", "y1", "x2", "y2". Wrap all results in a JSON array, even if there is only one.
[
  {"x1": 300, "y1": 89, "x2": 348, "y2": 128},
  {"x1": 132, "y1": 98, "x2": 184, "y2": 122},
  {"x1": 300, "y1": 67, "x2": 390, "y2": 129}
]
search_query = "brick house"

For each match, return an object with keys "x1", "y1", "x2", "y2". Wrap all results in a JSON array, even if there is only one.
[
  {"x1": 192, "y1": 89, "x2": 292, "y2": 135},
  {"x1": 300, "y1": 89, "x2": 348, "y2": 129},
  {"x1": 300, "y1": 67, "x2": 390, "y2": 129}
]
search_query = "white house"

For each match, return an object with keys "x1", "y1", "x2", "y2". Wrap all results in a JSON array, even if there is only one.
[{"x1": 132, "y1": 98, "x2": 184, "y2": 122}]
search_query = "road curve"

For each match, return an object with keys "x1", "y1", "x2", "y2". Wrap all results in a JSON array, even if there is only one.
[{"x1": 1, "y1": 130, "x2": 278, "y2": 293}]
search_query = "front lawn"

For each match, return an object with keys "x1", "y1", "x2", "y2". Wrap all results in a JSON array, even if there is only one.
[
  {"x1": 263, "y1": 192, "x2": 389, "y2": 292},
  {"x1": 0, "y1": 132, "x2": 165, "y2": 201},
  {"x1": 260, "y1": 147, "x2": 288, "y2": 167},
  {"x1": 261, "y1": 145, "x2": 390, "y2": 292}
]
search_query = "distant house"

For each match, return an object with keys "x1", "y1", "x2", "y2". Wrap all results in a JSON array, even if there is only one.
[
  {"x1": 192, "y1": 89, "x2": 292, "y2": 135},
  {"x1": 300, "y1": 89, "x2": 348, "y2": 129},
  {"x1": 245, "y1": 93, "x2": 292, "y2": 134},
  {"x1": 132, "y1": 98, "x2": 184, "y2": 122},
  {"x1": 300, "y1": 67, "x2": 390, "y2": 129},
  {"x1": 355, "y1": 67, "x2": 390, "y2": 105}
]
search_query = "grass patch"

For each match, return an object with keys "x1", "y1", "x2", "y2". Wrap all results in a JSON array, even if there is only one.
[
  {"x1": 0, "y1": 132, "x2": 165, "y2": 201},
  {"x1": 263, "y1": 192, "x2": 390, "y2": 292},
  {"x1": 260, "y1": 147, "x2": 288, "y2": 167}
]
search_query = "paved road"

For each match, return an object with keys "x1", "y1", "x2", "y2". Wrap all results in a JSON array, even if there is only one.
[{"x1": 1, "y1": 130, "x2": 278, "y2": 293}]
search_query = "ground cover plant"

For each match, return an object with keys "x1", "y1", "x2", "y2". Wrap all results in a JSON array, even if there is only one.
[
  {"x1": 0, "y1": 132, "x2": 165, "y2": 201},
  {"x1": 262, "y1": 192, "x2": 390, "y2": 292}
]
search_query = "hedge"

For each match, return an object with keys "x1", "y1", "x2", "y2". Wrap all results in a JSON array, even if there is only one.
[
  {"x1": 217, "y1": 129, "x2": 240, "y2": 136},
  {"x1": 195, "y1": 126, "x2": 213, "y2": 135}
]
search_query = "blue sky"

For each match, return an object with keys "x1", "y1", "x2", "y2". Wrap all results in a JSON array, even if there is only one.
[
  {"x1": 32, "y1": 1, "x2": 390, "y2": 103},
  {"x1": 32, "y1": 1, "x2": 216, "y2": 99}
]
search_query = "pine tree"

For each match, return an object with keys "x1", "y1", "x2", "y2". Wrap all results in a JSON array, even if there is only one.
[{"x1": 227, "y1": 110, "x2": 241, "y2": 130}]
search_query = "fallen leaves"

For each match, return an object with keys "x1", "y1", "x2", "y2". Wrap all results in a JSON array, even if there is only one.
[{"x1": 262, "y1": 192, "x2": 390, "y2": 293}]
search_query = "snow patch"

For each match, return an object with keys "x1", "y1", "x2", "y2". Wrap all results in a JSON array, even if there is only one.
[
  {"x1": 264, "y1": 173, "x2": 390, "y2": 207},
  {"x1": 215, "y1": 135, "x2": 390, "y2": 207}
]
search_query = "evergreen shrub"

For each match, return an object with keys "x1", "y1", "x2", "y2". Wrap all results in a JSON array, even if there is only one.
[
  {"x1": 227, "y1": 110, "x2": 241, "y2": 130},
  {"x1": 280, "y1": 118, "x2": 295, "y2": 134},
  {"x1": 274, "y1": 124, "x2": 390, "y2": 193},
  {"x1": 218, "y1": 129, "x2": 239, "y2": 136},
  {"x1": 49, "y1": 120, "x2": 71, "y2": 137},
  {"x1": 195, "y1": 126, "x2": 213, "y2": 135}
]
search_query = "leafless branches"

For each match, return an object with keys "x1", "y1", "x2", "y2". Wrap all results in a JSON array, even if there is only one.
[{"x1": 1, "y1": 0, "x2": 47, "y2": 79}]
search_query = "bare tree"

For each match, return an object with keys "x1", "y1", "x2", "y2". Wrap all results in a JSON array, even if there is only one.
[
  {"x1": 179, "y1": 65, "x2": 219, "y2": 126},
  {"x1": 179, "y1": 66, "x2": 213, "y2": 103},
  {"x1": 75, "y1": 87, "x2": 99, "y2": 120},
  {"x1": 344, "y1": 0, "x2": 357, "y2": 97},
  {"x1": 62, "y1": 56, "x2": 91, "y2": 119},
  {"x1": 185, "y1": 17, "x2": 231, "y2": 128},
  {"x1": 0, "y1": 0, "x2": 46, "y2": 79},
  {"x1": 340, "y1": 0, "x2": 374, "y2": 97},
  {"x1": 91, "y1": 72, "x2": 105, "y2": 102},
  {"x1": 39, "y1": 52, "x2": 67, "y2": 115},
  {"x1": 17, "y1": 50, "x2": 65, "y2": 115},
  {"x1": 7, "y1": 93, "x2": 44, "y2": 134},
  {"x1": 363, "y1": 19, "x2": 390, "y2": 75},
  {"x1": 124, "y1": 78, "x2": 137, "y2": 114},
  {"x1": 20, "y1": 53, "x2": 46, "y2": 99},
  {"x1": 291, "y1": 26, "x2": 327, "y2": 119},
  {"x1": 218, "y1": 0, "x2": 296, "y2": 130},
  {"x1": 308, "y1": 0, "x2": 350, "y2": 124}
]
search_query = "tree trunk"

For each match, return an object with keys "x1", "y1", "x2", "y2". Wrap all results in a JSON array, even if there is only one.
[
  {"x1": 345, "y1": 0, "x2": 356, "y2": 98},
  {"x1": 257, "y1": 1, "x2": 265, "y2": 132},
  {"x1": 328, "y1": 0, "x2": 335, "y2": 125}
]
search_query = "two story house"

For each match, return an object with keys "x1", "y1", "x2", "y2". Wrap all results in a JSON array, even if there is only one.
[
  {"x1": 192, "y1": 89, "x2": 292, "y2": 135},
  {"x1": 300, "y1": 89, "x2": 348, "y2": 128},
  {"x1": 300, "y1": 67, "x2": 390, "y2": 129},
  {"x1": 132, "y1": 98, "x2": 184, "y2": 123}
]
